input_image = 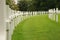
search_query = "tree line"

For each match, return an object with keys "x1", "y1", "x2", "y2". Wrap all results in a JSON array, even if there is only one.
[
  {"x1": 18, "y1": 0, "x2": 60, "y2": 11},
  {"x1": 6, "y1": 0, "x2": 60, "y2": 11}
]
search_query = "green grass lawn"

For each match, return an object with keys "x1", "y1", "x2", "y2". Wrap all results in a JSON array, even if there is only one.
[{"x1": 12, "y1": 14, "x2": 60, "y2": 40}]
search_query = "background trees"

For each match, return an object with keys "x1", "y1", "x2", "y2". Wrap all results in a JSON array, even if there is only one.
[
  {"x1": 6, "y1": 0, "x2": 19, "y2": 11},
  {"x1": 6, "y1": 0, "x2": 60, "y2": 11},
  {"x1": 18, "y1": 1, "x2": 28, "y2": 11}
]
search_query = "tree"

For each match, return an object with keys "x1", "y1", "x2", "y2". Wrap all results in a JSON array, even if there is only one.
[
  {"x1": 18, "y1": 1, "x2": 28, "y2": 11},
  {"x1": 6, "y1": 0, "x2": 19, "y2": 11},
  {"x1": 17, "y1": 0, "x2": 60, "y2": 11},
  {"x1": 6, "y1": 0, "x2": 12, "y2": 5}
]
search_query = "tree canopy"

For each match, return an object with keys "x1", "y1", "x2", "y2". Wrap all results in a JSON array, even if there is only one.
[
  {"x1": 6, "y1": 0, "x2": 60, "y2": 11},
  {"x1": 18, "y1": 0, "x2": 60, "y2": 11},
  {"x1": 6, "y1": 0, "x2": 19, "y2": 11}
]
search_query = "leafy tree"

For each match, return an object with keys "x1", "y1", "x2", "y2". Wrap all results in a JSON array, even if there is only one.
[
  {"x1": 17, "y1": 0, "x2": 60, "y2": 11},
  {"x1": 6, "y1": 0, "x2": 11, "y2": 5},
  {"x1": 6, "y1": 0, "x2": 19, "y2": 11},
  {"x1": 18, "y1": 1, "x2": 28, "y2": 11}
]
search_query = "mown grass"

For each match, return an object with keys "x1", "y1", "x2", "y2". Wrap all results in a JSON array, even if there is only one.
[{"x1": 12, "y1": 14, "x2": 60, "y2": 40}]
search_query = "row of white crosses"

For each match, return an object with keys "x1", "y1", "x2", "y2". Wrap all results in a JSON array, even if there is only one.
[
  {"x1": 48, "y1": 8, "x2": 58, "y2": 22},
  {"x1": 5, "y1": 10, "x2": 49, "y2": 40},
  {"x1": 6, "y1": 10, "x2": 34, "y2": 40},
  {"x1": 5, "y1": 8, "x2": 59, "y2": 40},
  {"x1": 5, "y1": 10, "x2": 21, "y2": 40}
]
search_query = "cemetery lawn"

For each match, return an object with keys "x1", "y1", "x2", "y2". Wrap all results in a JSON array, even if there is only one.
[{"x1": 12, "y1": 15, "x2": 60, "y2": 40}]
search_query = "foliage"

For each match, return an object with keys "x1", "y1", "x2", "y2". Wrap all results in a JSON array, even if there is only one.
[
  {"x1": 6, "y1": 0, "x2": 19, "y2": 11},
  {"x1": 6, "y1": 0, "x2": 11, "y2": 5},
  {"x1": 18, "y1": 0, "x2": 60, "y2": 11},
  {"x1": 6, "y1": 0, "x2": 60, "y2": 11},
  {"x1": 18, "y1": 1, "x2": 28, "y2": 11},
  {"x1": 9, "y1": 3, "x2": 19, "y2": 11}
]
